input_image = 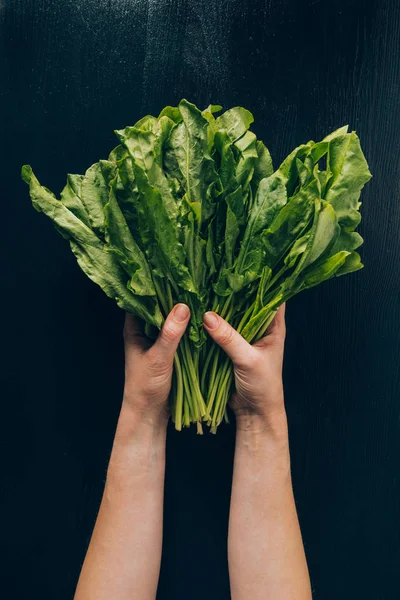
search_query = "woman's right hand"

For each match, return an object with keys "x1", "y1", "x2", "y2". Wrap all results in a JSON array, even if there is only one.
[{"x1": 203, "y1": 304, "x2": 287, "y2": 434}]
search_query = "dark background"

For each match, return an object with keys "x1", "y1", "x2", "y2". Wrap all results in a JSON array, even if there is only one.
[{"x1": 1, "y1": 0, "x2": 400, "y2": 598}]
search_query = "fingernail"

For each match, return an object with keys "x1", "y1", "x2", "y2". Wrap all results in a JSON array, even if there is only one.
[
  {"x1": 174, "y1": 303, "x2": 190, "y2": 322},
  {"x1": 203, "y1": 311, "x2": 219, "y2": 329}
]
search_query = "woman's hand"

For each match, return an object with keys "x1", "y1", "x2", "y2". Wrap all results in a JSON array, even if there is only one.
[
  {"x1": 203, "y1": 304, "x2": 286, "y2": 433},
  {"x1": 205, "y1": 304, "x2": 312, "y2": 600},
  {"x1": 75, "y1": 304, "x2": 191, "y2": 600},
  {"x1": 122, "y1": 303, "x2": 190, "y2": 426}
]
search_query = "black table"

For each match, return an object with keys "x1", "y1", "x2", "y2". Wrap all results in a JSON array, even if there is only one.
[{"x1": 1, "y1": 1, "x2": 399, "y2": 598}]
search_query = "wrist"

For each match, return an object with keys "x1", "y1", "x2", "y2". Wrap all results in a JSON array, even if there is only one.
[
  {"x1": 106, "y1": 401, "x2": 167, "y2": 493},
  {"x1": 234, "y1": 413, "x2": 291, "y2": 478},
  {"x1": 118, "y1": 395, "x2": 169, "y2": 435},
  {"x1": 234, "y1": 407, "x2": 288, "y2": 438}
]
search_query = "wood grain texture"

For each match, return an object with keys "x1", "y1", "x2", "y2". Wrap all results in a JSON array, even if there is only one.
[{"x1": 1, "y1": 0, "x2": 399, "y2": 598}]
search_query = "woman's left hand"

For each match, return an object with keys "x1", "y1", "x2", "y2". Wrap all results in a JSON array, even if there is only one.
[{"x1": 122, "y1": 303, "x2": 190, "y2": 425}]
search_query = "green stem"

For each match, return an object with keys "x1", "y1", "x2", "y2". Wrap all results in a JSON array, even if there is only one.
[
  {"x1": 154, "y1": 277, "x2": 169, "y2": 317},
  {"x1": 205, "y1": 346, "x2": 223, "y2": 417},
  {"x1": 180, "y1": 350, "x2": 195, "y2": 423},
  {"x1": 211, "y1": 295, "x2": 220, "y2": 312},
  {"x1": 166, "y1": 280, "x2": 174, "y2": 311},
  {"x1": 266, "y1": 264, "x2": 288, "y2": 293},
  {"x1": 210, "y1": 359, "x2": 233, "y2": 433},
  {"x1": 225, "y1": 304, "x2": 234, "y2": 324},
  {"x1": 182, "y1": 335, "x2": 208, "y2": 421},
  {"x1": 207, "y1": 353, "x2": 229, "y2": 424},
  {"x1": 236, "y1": 302, "x2": 254, "y2": 334},
  {"x1": 253, "y1": 310, "x2": 277, "y2": 342},
  {"x1": 183, "y1": 396, "x2": 190, "y2": 427},
  {"x1": 201, "y1": 301, "x2": 233, "y2": 403},
  {"x1": 193, "y1": 349, "x2": 199, "y2": 377},
  {"x1": 173, "y1": 353, "x2": 184, "y2": 431},
  {"x1": 201, "y1": 341, "x2": 217, "y2": 395},
  {"x1": 220, "y1": 294, "x2": 233, "y2": 320}
]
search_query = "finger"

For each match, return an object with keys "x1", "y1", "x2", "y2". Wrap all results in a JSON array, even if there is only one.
[
  {"x1": 256, "y1": 303, "x2": 286, "y2": 347},
  {"x1": 203, "y1": 312, "x2": 255, "y2": 368},
  {"x1": 123, "y1": 313, "x2": 151, "y2": 353},
  {"x1": 267, "y1": 303, "x2": 286, "y2": 337},
  {"x1": 148, "y1": 304, "x2": 190, "y2": 366}
]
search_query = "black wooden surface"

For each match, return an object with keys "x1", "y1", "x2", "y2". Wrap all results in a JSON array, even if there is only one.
[{"x1": 1, "y1": 1, "x2": 400, "y2": 598}]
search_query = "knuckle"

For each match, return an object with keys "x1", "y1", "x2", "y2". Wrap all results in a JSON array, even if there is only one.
[
  {"x1": 161, "y1": 324, "x2": 179, "y2": 344},
  {"x1": 218, "y1": 325, "x2": 234, "y2": 346}
]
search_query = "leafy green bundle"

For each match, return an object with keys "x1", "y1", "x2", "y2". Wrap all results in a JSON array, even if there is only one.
[{"x1": 22, "y1": 100, "x2": 371, "y2": 432}]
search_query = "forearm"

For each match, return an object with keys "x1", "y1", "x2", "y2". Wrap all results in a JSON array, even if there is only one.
[
  {"x1": 228, "y1": 413, "x2": 311, "y2": 600},
  {"x1": 74, "y1": 402, "x2": 167, "y2": 600}
]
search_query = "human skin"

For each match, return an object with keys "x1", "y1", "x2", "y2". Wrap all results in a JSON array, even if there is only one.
[
  {"x1": 74, "y1": 303, "x2": 191, "y2": 600},
  {"x1": 203, "y1": 304, "x2": 312, "y2": 600},
  {"x1": 74, "y1": 303, "x2": 311, "y2": 599}
]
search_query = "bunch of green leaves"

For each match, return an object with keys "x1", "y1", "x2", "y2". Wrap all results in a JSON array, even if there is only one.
[{"x1": 22, "y1": 99, "x2": 371, "y2": 432}]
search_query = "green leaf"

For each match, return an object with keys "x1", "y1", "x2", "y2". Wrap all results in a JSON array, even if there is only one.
[
  {"x1": 329, "y1": 230, "x2": 364, "y2": 254},
  {"x1": 214, "y1": 130, "x2": 236, "y2": 192},
  {"x1": 262, "y1": 178, "x2": 318, "y2": 269},
  {"x1": 108, "y1": 144, "x2": 128, "y2": 162},
  {"x1": 302, "y1": 251, "x2": 350, "y2": 289},
  {"x1": 60, "y1": 174, "x2": 91, "y2": 228},
  {"x1": 278, "y1": 141, "x2": 315, "y2": 197},
  {"x1": 116, "y1": 125, "x2": 179, "y2": 221},
  {"x1": 153, "y1": 115, "x2": 177, "y2": 166},
  {"x1": 202, "y1": 105, "x2": 222, "y2": 152},
  {"x1": 70, "y1": 239, "x2": 162, "y2": 325},
  {"x1": 322, "y1": 125, "x2": 349, "y2": 142},
  {"x1": 301, "y1": 201, "x2": 340, "y2": 269},
  {"x1": 252, "y1": 140, "x2": 274, "y2": 187},
  {"x1": 113, "y1": 126, "x2": 197, "y2": 296},
  {"x1": 183, "y1": 217, "x2": 207, "y2": 292},
  {"x1": 133, "y1": 114, "x2": 158, "y2": 131},
  {"x1": 317, "y1": 170, "x2": 332, "y2": 196},
  {"x1": 203, "y1": 104, "x2": 223, "y2": 115},
  {"x1": 164, "y1": 99, "x2": 220, "y2": 226},
  {"x1": 80, "y1": 162, "x2": 112, "y2": 234},
  {"x1": 158, "y1": 105, "x2": 183, "y2": 124},
  {"x1": 224, "y1": 186, "x2": 245, "y2": 269},
  {"x1": 325, "y1": 131, "x2": 372, "y2": 229},
  {"x1": 234, "y1": 130, "x2": 259, "y2": 191},
  {"x1": 21, "y1": 165, "x2": 162, "y2": 326},
  {"x1": 212, "y1": 267, "x2": 234, "y2": 296},
  {"x1": 308, "y1": 140, "x2": 329, "y2": 163},
  {"x1": 130, "y1": 162, "x2": 195, "y2": 293},
  {"x1": 234, "y1": 172, "x2": 288, "y2": 283},
  {"x1": 336, "y1": 251, "x2": 363, "y2": 276},
  {"x1": 215, "y1": 106, "x2": 254, "y2": 142},
  {"x1": 295, "y1": 158, "x2": 313, "y2": 187},
  {"x1": 112, "y1": 156, "x2": 141, "y2": 239},
  {"x1": 104, "y1": 175, "x2": 157, "y2": 297},
  {"x1": 283, "y1": 232, "x2": 311, "y2": 268}
]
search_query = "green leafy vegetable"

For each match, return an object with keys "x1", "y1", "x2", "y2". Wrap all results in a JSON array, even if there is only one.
[{"x1": 22, "y1": 100, "x2": 372, "y2": 433}]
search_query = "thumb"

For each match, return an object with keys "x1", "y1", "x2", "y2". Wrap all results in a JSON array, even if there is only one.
[
  {"x1": 123, "y1": 313, "x2": 151, "y2": 354},
  {"x1": 203, "y1": 312, "x2": 256, "y2": 368},
  {"x1": 148, "y1": 304, "x2": 190, "y2": 366}
]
